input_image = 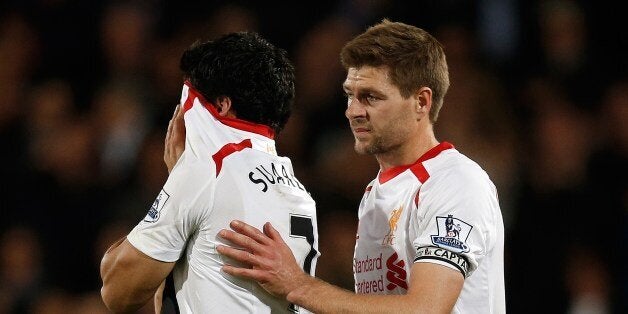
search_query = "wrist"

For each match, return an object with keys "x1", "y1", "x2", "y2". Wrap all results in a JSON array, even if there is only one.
[{"x1": 286, "y1": 273, "x2": 317, "y2": 304}]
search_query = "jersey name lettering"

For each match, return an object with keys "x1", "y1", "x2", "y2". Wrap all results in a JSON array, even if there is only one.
[{"x1": 248, "y1": 162, "x2": 305, "y2": 192}]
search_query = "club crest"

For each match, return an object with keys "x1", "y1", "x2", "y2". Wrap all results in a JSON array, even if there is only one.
[
  {"x1": 430, "y1": 214, "x2": 472, "y2": 253},
  {"x1": 144, "y1": 189, "x2": 170, "y2": 223}
]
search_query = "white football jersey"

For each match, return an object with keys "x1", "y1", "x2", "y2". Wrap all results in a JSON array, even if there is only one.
[
  {"x1": 353, "y1": 142, "x2": 505, "y2": 314},
  {"x1": 127, "y1": 83, "x2": 319, "y2": 313}
]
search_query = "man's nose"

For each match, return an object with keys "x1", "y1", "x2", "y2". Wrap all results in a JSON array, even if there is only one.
[{"x1": 345, "y1": 98, "x2": 366, "y2": 119}]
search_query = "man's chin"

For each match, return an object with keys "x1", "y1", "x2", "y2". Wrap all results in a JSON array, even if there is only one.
[{"x1": 353, "y1": 143, "x2": 373, "y2": 155}]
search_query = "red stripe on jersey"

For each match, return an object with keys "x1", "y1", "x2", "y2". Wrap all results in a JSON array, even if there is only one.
[
  {"x1": 416, "y1": 142, "x2": 454, "y2": 164},
  {"x1": 365, "y1": 186, "x2": 372, "y2": 192},
  {"x1": 183, "y1": 91, "x2": 195, "y2": 112},
  {"x1": 410, "y1": 163, "x2": 430, "y2": 183},
  {"x1": 212, "y1": 139, "x2": 252, "y2": 176},
  {"x1": 378, "y1": 142, "x2": 453, "y2": 184},
  {"x1": 413, "y1": 188, "x2": 422, "y2": 207},
  {"x1": 183, "y1": 81, "x2": 275, "y2": 139}
]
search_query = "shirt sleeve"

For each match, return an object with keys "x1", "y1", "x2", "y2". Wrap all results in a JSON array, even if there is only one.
[
  {"x1": 412, "y1": 163, "x2": 500, "y2": 278},
  {"x1": 127, "y1": 152, "x2": 215, "y2": 262}
]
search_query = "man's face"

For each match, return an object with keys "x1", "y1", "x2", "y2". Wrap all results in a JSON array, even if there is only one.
[{"x1": 343, "y1": 66, "x2": 416, "y2": 155}]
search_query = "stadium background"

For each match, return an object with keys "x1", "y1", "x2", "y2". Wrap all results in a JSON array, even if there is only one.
[{"x1": 0, "y1": 0, "x2": 625, "y2": 313}]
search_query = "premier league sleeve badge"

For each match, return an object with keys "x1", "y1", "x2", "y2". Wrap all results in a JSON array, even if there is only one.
[
  {"x1": 430, "y1": 214, "x2": 473, "y2": 253},
  {"x1": 144, "y1": 189, "x2": 170, "y2": 223}
]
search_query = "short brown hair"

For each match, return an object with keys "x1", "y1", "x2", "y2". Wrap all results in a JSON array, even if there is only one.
[{"x1": 340, "y1": 19, "x2": 450, "y2": 123}]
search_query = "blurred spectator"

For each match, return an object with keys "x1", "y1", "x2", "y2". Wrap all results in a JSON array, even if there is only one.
[
  {"x1": 315, "y1": 210, "x2": 359, "y2": 291},
  {"x1": 28, "y1": 289, "x2": 74, "y2": 314},
  {"x1": 0, "y1": 13, "x2": 39, "y2": 232},
  {"x1": 91, "y1": 80, "x2": 151, "y2": 187},
  {"x1": 433, "y1": 22, "x2": 520, "y2": 228},
  {"x1": 584, "y1": 79, "x2": 628, "y2": 313},
  {"x1": 19, "y1": 79, "x2": 105, "y2": 293},
  {"x1": 0, "y1": 12, "x2": 39, "y2": 121},
  {"x1": 508, "y1": 77, "x2": 604, "y2": 313},
  {"x1": 101, "y1": 130, "x2": 169, "y2": 223},
  {"x1": 72, "y1": 292, "x2": 112, "y2": 314},
  {"x1": 0, "y1": 226, "x2": 44, "y2": 313},
  {"x1": 285, "y1": 2, "x2": 389, "y2": 213},
  {"x1": 524, "y1": 0, "x2": 604, "y2": 110},
  {"x1": 100, "y1": 1, "x2": 156, "y2": 78},
  {"x1": 477, "y1": 0, "x2": 520, "y2": 68},
  {"x1": 290, "y1": 15, "x2": 366, "y2": 195}
]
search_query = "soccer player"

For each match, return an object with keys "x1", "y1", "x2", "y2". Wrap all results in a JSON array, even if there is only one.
[
  {"x1": 100, "y1": 32, "x2": 319, "y2": 313},
  {"x1": 216, "y1": 20, "x2": 506, "y2": 313}
]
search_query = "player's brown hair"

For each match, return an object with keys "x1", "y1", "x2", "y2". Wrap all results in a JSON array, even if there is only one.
[{"x1": 340, "y1": 19, "x2": 450, "y2": 123}]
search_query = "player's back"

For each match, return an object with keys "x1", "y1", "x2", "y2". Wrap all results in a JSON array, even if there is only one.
[{"x1": 171, "y1": 83, "x2": 319, "y2": 313}]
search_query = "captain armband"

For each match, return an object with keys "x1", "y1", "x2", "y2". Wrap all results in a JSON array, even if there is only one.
[{"x1": 414, "y1": 246, "x2": 470, "y2": 278}]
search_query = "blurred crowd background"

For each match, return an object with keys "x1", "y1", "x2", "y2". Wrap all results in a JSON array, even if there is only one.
[{"x1": 0, "y1": 0, "x2": 626, "y2": 313}]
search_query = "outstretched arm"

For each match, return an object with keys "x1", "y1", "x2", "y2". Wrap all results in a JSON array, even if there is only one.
[{"x1": 217, "y1": 220, "x2": 464, "y2": 314}]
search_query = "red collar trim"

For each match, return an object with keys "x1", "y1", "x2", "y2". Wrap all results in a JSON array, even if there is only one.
[
  {"x1": 378, "y1": 142, "x2": 454, "y2": 184},
  {"x1": 182, "y1": 81, "x2": 275, "y2": 139}
]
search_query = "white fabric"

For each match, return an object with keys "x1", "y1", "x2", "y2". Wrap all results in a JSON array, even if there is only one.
[
  {"x1": 127, "y1": 84, "x2": 319, "y2": 313},
  {"x1": 353, "y1": 143, "x2": 505, "y2": 313}
]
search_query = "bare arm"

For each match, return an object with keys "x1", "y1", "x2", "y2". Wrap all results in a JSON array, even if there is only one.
[
  {"x1": 217, "y1": 220, "x2": 464, "y2": 314},
  {"x1": 100, "y1": 238, "x2": 175, "y2": 313},
  {"x1": 154, "y1": 280, "x2": 166, "y2": 314}
]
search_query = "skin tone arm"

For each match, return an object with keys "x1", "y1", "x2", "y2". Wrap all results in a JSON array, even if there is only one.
[
  {"x1": 217, "y1": 220, "x2": 464, "y2": 314},
  {"x1": 154, "y1": 281, "x2": 166, "y2": 314},
  {"x1": 100, "y1": 238, "x2": 175, "y2": 313},
  {"x1": 100, "y1": 105, "x2": 185, "y2": 313}
]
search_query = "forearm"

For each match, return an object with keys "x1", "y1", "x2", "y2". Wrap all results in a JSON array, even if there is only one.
[
  {"x1": 100, "y1": 236, "x2": 126, "y2": 285},
  {"x1": 154, "y1": 280, "x2": 165, "y2": 313},
  {"x1": 290, "y1": 263, "x2": 463, "y2": 314},
  {"x1": 288, "y1": 276, "x2": 411, "y2": 314},
  {"x1": 100, "y1": 238, "x2": 163, "y2": 313}
]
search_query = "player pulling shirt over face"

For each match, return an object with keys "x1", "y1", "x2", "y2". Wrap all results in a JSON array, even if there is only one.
[{"x1": 127, "y1": 83, "x2": 319, "y2": 313}]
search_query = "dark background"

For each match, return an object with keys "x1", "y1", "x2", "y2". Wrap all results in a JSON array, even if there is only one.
[{"x1": 0, "y1": 0, "x2": 626, "y2": 313}]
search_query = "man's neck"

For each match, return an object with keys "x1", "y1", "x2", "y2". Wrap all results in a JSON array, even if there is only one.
[{"x1": 375, "y1": 131, "x2": 439, "y2": 172}]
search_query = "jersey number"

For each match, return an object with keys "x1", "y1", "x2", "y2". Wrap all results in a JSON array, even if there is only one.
[
  {"x1": 289, "y1": 214, "x2": 317, "y2": 274},
  {"x1": 288, "y1": 214, "x2": 317, "y2": 313}
]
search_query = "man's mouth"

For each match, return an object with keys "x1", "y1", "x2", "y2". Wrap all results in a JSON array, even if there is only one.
[{"x1": 351, "y1": 125, "x2": 371, "y2": 135}]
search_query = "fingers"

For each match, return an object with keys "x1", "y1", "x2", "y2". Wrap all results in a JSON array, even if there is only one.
[
  {"x1": 229, "y1": 220, "x2": 273, "y2": 245},
  {"x1": 172, "y1": 103, "x2": 180, "y2": 119},
  {"x1": 263, "y1": 222, "x2": 286, "y2": 244},
  {"x1": 171, "y1": 104, "x2": 185, "y2": 155},
  {"x1": 221, "y1": 264, "x2": 267, "y2": 282},
  {"x1": 218, "y1": 229, "x2": 265, "y2": 254},
  {"x1": 164, "y1": 104, "x2": 185, "y2": 174},
  {"x1": 217, "y1": 244, "x2": 259, "y2": 266},
  {"x1": 165, "y1": 105, "x2": 178, "y2": 152},
  {"x1": 167, "y1": 105, "x2": 178, "y2": 140},
  {"x1": 172, "y1": 104, "x2": 184, "y2": 132}
]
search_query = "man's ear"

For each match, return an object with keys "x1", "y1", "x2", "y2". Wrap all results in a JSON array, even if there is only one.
[
  {"x1": 414, "y1": 87, "x2": 432, "y2": 120},
  {"x1": 215, "y1": 96, "x2": 234, "y2": 117}
]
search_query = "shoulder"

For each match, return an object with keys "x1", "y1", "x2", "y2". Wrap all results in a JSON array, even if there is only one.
[
  {"x1": 417, "y1": 150, "x2": 502, "y2": 230},
  {"x1": 165, "y1": 151, "x2": 216, "y2": 201},
  {"x1": 426, "y1": 150, "x2": 492, "y2": 184},
  {"x1": 421, "y1": 149, "x2": 497, "y2": 200},
  {"x1": 171, "y1": 150, "x2": 214, "y2": 178}
]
